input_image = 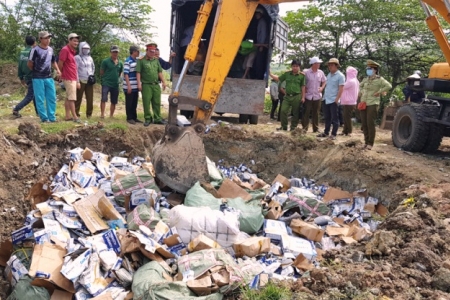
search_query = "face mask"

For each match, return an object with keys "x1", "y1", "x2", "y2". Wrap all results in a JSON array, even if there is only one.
[
  {"x1": 82, "y1": 49, "x2": 90, "y2": 55},
  {"x1": 366, "y1": 69, "x2": 373, "y2": 77}
]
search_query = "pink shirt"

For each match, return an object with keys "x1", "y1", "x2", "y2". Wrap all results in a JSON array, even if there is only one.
[
  {"x1": 341, "y1": 66, "x2": 359, "y2": 105},
  {"x1": 305, "y1": 68, "x2": 326, "y2": 100},
  {"x1": 59, "y1": 45, "x2": 78, "y2": 81}
]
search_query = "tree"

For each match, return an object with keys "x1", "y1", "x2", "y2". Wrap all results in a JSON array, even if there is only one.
[{"x1": 0, "y1": 0, "x2": 153, "y2": 69}]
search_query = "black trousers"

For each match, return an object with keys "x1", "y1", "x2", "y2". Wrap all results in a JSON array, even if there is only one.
[
  {"x1": 270, "y1": 96, "x2": 279, "y2": 119},
  {"x1": 125, "y1": 91, "x2": 139, "y2": 121},
  {"x1": 324, "y1": 102, "x2": 339, "y2": 136}
]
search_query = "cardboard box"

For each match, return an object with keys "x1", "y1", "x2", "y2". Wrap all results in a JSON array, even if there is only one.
[
  {"x1": 293, "y1": 253, "x2": 314, "y2": 271},
  {"x1": 50, "y1": 290, "x2": 74, "y2": 300},
  {"x1": 187, "y1": 275, "x2": 219, "y2": 296},
  {"x1": 323, "y1": 187, "x2": 353, "y2": 204},
  {"x1": 271, "y1": 174, "x2": 290, "y2": 192},
  {"x1": 188, "y1": 234, "x2": 221, "y2": 252},
  {"x1": 29, "y1": 242, "x2": 75, "y2": 293},
  {"x1": 217, "y1": 179, "x2": 252, "y2": 201},
  {"x1": 265, "y1": 200, "x2": 283, "y2": 220},
  {"x1": 326, "y1": 226, "x2": 349, "y2": 237},
  {"x1": 233, "y1": 237, "x2": 270, "y2": 257},
  {"x1": 290, "y1": 219, "x2": 324, "y2": 242},
  {"x1": 73, "y1": 190, "x2": 125, "y2": 234}
]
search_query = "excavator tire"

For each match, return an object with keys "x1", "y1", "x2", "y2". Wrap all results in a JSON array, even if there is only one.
[
  {"x1": 249, "y1": 115, "x2": 259, "y2": 125},
  {"x1": 422, "y1": 106, "x2": 443, "y2": 154},
  {"x1": 392, "y1": 104, "x2": 429, "y2": 152}
]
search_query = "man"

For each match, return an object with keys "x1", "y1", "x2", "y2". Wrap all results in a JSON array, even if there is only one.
[
  {"x1": 269, "y1": 79, "x2": 279, "y2": 120},
  {"x1": 155, "y1": 48, "x2": 176, "y2": 71},
  {"x1": 13, "y1": 36, "x2": 37, "y2": 118},
  {"x1": 317, "y1": 58, "x2": 345, "y2": 140},
  {"x1": 303, "y1": 56, "x2": 327, "y2": 133},
  {"x1": 100, "y1": 45, "x2": 123, "y2": 118},
  {"x1": 403, "y1": 70, "x2": 425, "y2": 103},
  {"x1": 253, "y1": 7, "x2": 268, "y2": 80},
  {"x1": 28, "y1": 31, "x2": 61, "y2": 123},
  {"x1": 75, "y1": 41, "x2": 95, "y2": 118},
  {"x1": 271, "y1": 60, "x2": 306, "y2": 131},
  {"x1": 136, "y1": 42, "x2": 167, "y2": 127},
  {"x1": 58, "y1": 33, "x2": 81, "y2": 122},
  {"x1": 123, "y1": 45, "x2": 141, "y2": 124}
]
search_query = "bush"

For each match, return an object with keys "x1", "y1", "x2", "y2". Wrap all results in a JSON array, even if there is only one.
[{"x1": 240, "y1": 282, "x2": 292, "y2": 300}]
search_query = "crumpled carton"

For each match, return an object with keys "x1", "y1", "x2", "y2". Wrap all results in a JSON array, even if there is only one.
[
  {"x1": 290, "y1": 219, "x2": 324, "y2": 242},
  {"x1": 233, "y1": 236, "x2": 270, "y2": 257},
  {"x1": 28, "y1": 242, "x2": 75, "y2": 293},
  {"x1": 73, "y1": 189, "x2": 125, "y2": 234},
  {"x1": 188, "y1": 234, "x2": 221, "y2": 252}
]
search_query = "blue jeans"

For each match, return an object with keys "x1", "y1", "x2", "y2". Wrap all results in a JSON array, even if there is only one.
[
  {"x1": 324, "y1": 102, "x2": 339, "y2": 136},
  {"x1": 32, "y1": 78, "x2": 57, "y2": 122},
  {"x1": 14, "y1": 80, "x2": 37, "y2": 114}
]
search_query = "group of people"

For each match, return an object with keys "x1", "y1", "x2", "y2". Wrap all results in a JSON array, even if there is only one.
[
  {"x1": 13, "y1": 32, "x2": 175, "y2": 127},
  {"x1": 270, "y1": 58, "x2": 392, "y2": 150}
]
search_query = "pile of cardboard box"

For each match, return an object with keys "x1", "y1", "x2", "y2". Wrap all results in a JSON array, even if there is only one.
[{"x1": 1, "y1": 148, "x2": 387, "y2": 299}]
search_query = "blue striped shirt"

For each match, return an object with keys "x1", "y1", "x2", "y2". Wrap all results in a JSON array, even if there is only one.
[{"x1": 123, "y1": 56, "x2": 138, "y2": 91}]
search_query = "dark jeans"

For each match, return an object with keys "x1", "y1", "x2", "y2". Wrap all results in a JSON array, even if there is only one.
[
  {"x1": 270, "y1": 96, "x2": 279, "y2": 119},
  {"x1": 342, "y1": 105, "x2": 356, "y2": 134},
  {"x1": 277, "y1": 92, "x2": 284, "y2": 121},
  {"x1": 14, "y1": 80, "x2": 37, "y2": 114},
  {"x1": 324, "y1": 102, "x2": 339, "y2": 136},
  {"x1": 125, "y1": 90, "x2": 139, "y2": 120}
]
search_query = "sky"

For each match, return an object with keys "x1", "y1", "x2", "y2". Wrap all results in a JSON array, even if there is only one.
[{"x1": 150, "y1": 1, "x2": 309, "y2": 58}]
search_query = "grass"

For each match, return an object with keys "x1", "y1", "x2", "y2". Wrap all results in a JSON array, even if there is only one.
[
  {"x1": 0, "y1": 84, "x2": 170, "y2": 135},
  {"x1": 240, "y1": 282, "x2": 292, "y2": 300}
]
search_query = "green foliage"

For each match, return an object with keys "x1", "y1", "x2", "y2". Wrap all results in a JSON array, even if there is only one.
[
  {"x1": 283, "y1": 0, "x2": 446, "y2": 94},
  {"x1": 264, "y1": 94, "x2": 272, "y2": 114},
  {"x1": 0, "y1": 0, "x2": 153, "y2": 68},
  {"x1": 240, "y1": 282, "x2": 292, "y2": 300}
]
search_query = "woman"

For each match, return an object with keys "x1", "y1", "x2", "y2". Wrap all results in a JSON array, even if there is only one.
[
  {"x1": 340, "y1": 66, "x2": 359, "y2": 136},
  {"x1": 359, "y1": 60, "x2": 392, "y2": 150},
  {"x1": 75, "y1": 42, "x2": 95, "y2": 118}
]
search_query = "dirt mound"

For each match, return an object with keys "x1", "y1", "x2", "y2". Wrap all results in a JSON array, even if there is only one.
[{"x1": 0, "y1": 123, "x2": 449, "y2": 298}]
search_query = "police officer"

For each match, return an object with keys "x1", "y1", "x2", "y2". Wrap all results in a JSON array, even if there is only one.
[
  {"x1": 271, "y1": 60, "x2": 306, "y2": 131},
  {"x1": 359, "y1": 60, "x2": 392, "y2": 150}
]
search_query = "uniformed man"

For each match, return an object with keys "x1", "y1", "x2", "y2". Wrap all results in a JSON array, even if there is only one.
[
  {"x1": 136, "y1": 42, "x2": 167, "y2": 127},
  {"x1": 359, "y1": 59, "x2": 392, "y2": 150},
  {"x1": 272, "y1": 60, "x2": 306, "y2": 131}
]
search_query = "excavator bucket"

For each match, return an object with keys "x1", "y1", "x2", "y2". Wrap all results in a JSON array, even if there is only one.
[{"x1": 152, "y1": 125, "x2": 209, "y2": 194}]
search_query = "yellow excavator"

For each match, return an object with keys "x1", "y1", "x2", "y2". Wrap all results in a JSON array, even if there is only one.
[
  {"x1": 391, "y1": 0, "x2": 450, "y2": 153},
  {"x1": 153, "y1": 0, "x2": 307, "y2": 193}
]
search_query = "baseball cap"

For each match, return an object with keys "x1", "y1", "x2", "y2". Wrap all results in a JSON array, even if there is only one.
[
  {"x1": 38, "y1": 31, "x2": 52, "y2": 39},
  {"x1": 110, "y1": 45, "x2": 120, "y2": 52},
  {"x1": 68, "y1": 33, "x2": 80, "y2": 40},
  {"x1": 309, "y1": 56, "x2": 323, "y2": 65}
]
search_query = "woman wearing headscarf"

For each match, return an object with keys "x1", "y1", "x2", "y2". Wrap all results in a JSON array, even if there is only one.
[
  {"x1": 75, "y1": 41, "x2": 95, "y2": 118},
  {"x1": 358, "y1": 60, "x2": 392, "y2": 150},
  {"x1": 340, "y1": 66, "x2": 359, "y2": 136}
]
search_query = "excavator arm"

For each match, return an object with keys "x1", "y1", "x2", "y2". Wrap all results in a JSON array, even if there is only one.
[{"x1": 153, "y1": 0, "x2": 308, "y2": 193}]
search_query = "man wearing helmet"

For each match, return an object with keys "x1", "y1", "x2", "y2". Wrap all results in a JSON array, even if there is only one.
[{"x1": 403, "y1": 70, "x2": 425, "y2": 104}]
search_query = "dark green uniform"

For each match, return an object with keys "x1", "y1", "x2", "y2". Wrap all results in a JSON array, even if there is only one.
[
  {"x1": 278, "y1": 71, "x2": 306, "y2": 130},
  {"x1": 136, "y1": 57, "x2": 162, "y2": 122}
]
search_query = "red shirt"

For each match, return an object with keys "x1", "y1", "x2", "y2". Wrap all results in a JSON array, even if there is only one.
[{"x1": 59, "y1": 45, "x2": 78, "y2": 81}]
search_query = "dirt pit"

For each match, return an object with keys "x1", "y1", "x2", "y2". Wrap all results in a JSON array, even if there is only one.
[{"x1": 0, "y1": 122, "x2": 450, "y2": 299}]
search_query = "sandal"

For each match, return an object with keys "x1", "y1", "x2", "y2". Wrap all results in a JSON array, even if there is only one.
[
  {"x1": 12, "y1": 111, "x2": 22, "y2": 118},
  {"x1": 365, "y1": 145, "x2": 373, "y2": 151},
  {"x1": 64, "y1": 118, "x2": 73, "y2": 121},
  {"x1": 73, "y1": 118, "x2": 81, "y2": 123}
]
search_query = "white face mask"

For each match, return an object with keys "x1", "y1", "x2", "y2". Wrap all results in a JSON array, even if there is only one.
[{"x1": 82, "y1": 48, "x2": 90, "y2": 55}]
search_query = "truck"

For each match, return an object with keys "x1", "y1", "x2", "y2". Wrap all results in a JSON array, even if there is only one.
[
  {"x1": 169, "y1": 0, "x2": 290, "y2": 125},
  {"x1": 392, "y1": 0, "x2": 450, "y2": 153},
  {"x1": 153, "y1": 0, "x2": 307, "y2": 193}
]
